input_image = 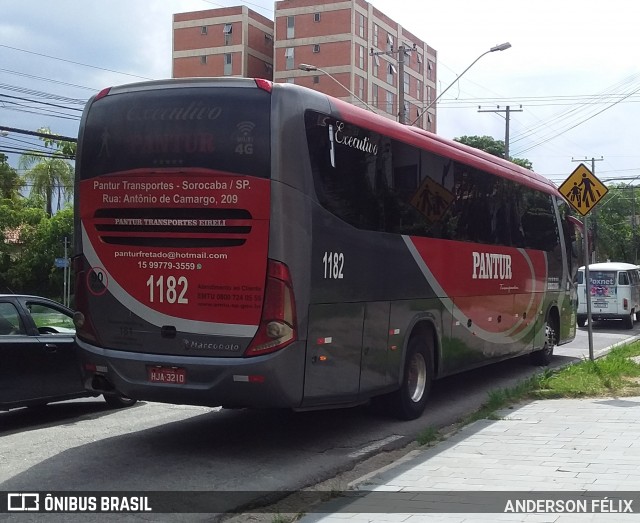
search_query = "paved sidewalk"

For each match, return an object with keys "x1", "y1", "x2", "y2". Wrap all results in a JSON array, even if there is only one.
[{"x1": 298, "y1": 396, "x2": 640, "y2": 522}]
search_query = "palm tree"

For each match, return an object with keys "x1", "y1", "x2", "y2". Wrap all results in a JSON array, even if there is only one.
[{"x1": 18, "y1": 141, "x2": 74, "y2": 217}]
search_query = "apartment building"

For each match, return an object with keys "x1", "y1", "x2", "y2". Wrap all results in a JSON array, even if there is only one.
[
  {"x1": 172, "y1": 1, "x2": 437, "y2": 131},
  {"x1": 172, "y1": 6, "x2": 274, "y2": 80}
]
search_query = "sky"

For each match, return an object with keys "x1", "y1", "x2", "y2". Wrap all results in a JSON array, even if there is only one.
[{"x1": 1, "y1": 0, "x2": 639, "y2": 187}]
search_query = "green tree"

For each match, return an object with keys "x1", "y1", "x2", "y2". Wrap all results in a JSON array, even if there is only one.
[
  {"x1": 1, "y1": 205, "x2": 73, "y2": 299},
  {"x1": 18, "y1": 128, "x2": 74, "y2": 217},
  {"x1": 591, "y1": 184, "x2": 638, "y2": 264},
  {"x1": 0, "y1": 153, "x2": 23, "y2": 201},
  {"x1": 454, "y1": 135, "x2": 533, "y2": 169}
]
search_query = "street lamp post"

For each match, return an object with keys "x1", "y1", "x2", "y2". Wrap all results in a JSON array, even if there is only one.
[
  {"x1": 298, "y1": 64, "x2": 376, "y2": 112},
  {"x1": 410, "y1": 42, "x2": 512, "y2": 127}
]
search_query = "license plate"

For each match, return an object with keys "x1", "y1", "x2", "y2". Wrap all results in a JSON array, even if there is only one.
[
  {"x1": 593, "y1": 301, "x2": 608, "y2": 308},
  {"x1": 148, "y1": 366, "x2": 186, "y2": 384}
]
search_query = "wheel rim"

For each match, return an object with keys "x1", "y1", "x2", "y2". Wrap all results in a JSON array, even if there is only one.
[
  {"x1": 544, "y1": 324, "x2": 554, "y2": 356},
  {"x1": 407, "y1": 352, "x2": 427, "y2": 403}
]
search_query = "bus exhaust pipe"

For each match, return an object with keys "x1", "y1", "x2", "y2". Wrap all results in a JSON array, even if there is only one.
[{"x1": 91, "y1": 375, "x2": 115, "y2": 393}]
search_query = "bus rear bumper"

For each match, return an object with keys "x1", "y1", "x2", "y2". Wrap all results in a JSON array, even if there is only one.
[{"x1": 76, "y1": 338, "x2": 306, "y2": 409}]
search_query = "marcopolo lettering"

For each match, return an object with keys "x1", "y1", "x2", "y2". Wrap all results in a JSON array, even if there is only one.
[{"x1": 472, "y1": 251, "x2": 513, "y2": 280}]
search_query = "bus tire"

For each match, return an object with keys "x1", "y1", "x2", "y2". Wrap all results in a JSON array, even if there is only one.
[
  {"x1": 531, "y1": 315, "x2": 555, "y2": 366},
  {"x1": 576, "y1": 315, "x2": 587, "y2": 328},
  {"x1": 103, "y1": 394, "x2": 137, "y2": 409},
  {"x1": 624, "y1": 312, "x2": 634, "y2": 330},
  {"x1": 390, "y1": 334, "x2": 433, "y2": 420}
]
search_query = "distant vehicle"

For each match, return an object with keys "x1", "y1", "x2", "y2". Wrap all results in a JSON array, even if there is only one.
[
  {"x1": 0, "y1": 294, "x2": 136, "y2": 411},
  {"x1": 576, "y1": 262, "x2": 640, "y2": 328}
]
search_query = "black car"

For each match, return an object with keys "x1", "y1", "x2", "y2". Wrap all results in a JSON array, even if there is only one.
[{"x1": 0, "y1": 294, "x2": 136, "y2": 411}]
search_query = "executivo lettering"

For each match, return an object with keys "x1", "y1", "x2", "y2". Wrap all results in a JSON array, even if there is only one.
[{"x1": 472, "y1": 251, "x2": 513, "y2": 280}]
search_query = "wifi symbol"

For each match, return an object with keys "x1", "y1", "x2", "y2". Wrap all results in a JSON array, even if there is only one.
[{"x1": 237, "y1": 121, "x2": 255, "y2": 136}]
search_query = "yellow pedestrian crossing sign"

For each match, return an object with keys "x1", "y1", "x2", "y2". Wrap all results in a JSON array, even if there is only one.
[
  {"x1": 410, "y1": 177, "x2": 455, "y2": 222},
  {"x1": 559, "y1": 163, "x2": 608, "y2": 216}
]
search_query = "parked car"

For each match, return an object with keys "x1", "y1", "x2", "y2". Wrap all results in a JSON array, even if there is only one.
[{"x1": 0, "y1": 294, "x2": 136, "y2": 411}]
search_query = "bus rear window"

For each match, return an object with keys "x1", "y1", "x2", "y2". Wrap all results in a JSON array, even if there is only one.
[
  {"x1": 79, "y1": 87, "x2": 270, "y2": 179},
  {"x1": 589, "y1": 271, "x2": 616, "y2": 286}
]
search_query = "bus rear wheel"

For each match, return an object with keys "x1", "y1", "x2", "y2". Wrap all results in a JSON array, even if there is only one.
[
  {"x1": 103, "y1": 394, "x2": 137, "y2": 409},
  {"x1": 576, "y1": 315, "x2": 587, "y2": 328},
  {"x1": 531, "y1": 316, "x2": 555, "y2": 366},
  {"x1": 390, "y1": 334, "x2": 433, "y2": 420}
]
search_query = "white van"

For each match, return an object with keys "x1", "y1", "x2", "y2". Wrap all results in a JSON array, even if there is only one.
[{"x1": 576, "y1": 262, "x2": 640, "y2": 328}]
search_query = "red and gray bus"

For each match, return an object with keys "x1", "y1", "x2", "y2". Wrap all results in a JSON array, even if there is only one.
[{"x1": 73, "y1": 78, "x2": 579, "y2": 420}]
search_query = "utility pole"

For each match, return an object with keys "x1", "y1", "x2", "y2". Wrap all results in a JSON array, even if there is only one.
[
  {"x1": 371, "y1": 43, "x2": 416, "y2": 124},
  {"x1": 478, "y1": 105, "x2": 522, "y2": 159}
]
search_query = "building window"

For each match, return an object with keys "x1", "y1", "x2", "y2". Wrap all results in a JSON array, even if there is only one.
[
  {"x1": 201, "y1": 26, "x2": 208, "y2": 35},
  {"x1": 314, "y1": 13, "x2": 321, "y2": 22},
  {"x1": 427, "y1": 60, "x2": 433, "y2": 80},
  {"x1": 313, "y1": 44, "x2": 320, "y2": 53},
  {"x1": 373, "y1": 24, "x2": 378, "y2": 47},
  {"x1": 223, "y1": 24, "x2": 233, "y2": 45},
  {"x1": 387, "y1": 63, "x2": 396, "y2": 85},
  {"x1": 285, "y1": 47, "x2": 294, "y2": 70},
  {"x1": 265, "y1": 33, "x2": 274, "y2": 45},
  {"x1": 287, "y1": 16, "x2": 295, "y2": 39},
  {"x1": 286, "y1": 78, "x2": 295, "y2": 84},
  {"x1": 224, "y1": 53, "x2": 232, "y2": 75},
  {"x1": 372, "y1": 84, "x2": 378, "y2": 108},
  {"x1": 373, "y1": 54, "x2": 379, "y2": 77},
  {"x1": 265, "y1": 63, "x2": 273, "y2": 74},
  {"x1": 200, "y1": 55, "x2": 207, "y2": 65},
  {"x1": 386, "y1": 33, "x2": 394, "y2": 52},
  {"x1": 313, "y1": 75, "x2": 319, "y2": 84},
  {"x1": 359, "y1": 45, "x2": 365, "y2": 69},
  {"x1": 357, "y1": 75, "x2": 364, "y2": 101},
  {"x1": 416, "y1": 79, "x2": 422, "y2": 100},
  {"x1": 358, "y1": 13, "x2": 365, "y2": 38},
  {"x1": 404, "y1": 72, "x2": 410, "y2": 94},
  {"x1": 386, "y1": 90, "x2": 394, "y2": 115}
]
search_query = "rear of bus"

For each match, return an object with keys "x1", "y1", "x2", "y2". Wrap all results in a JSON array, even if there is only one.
[{"x1": 73, "y1": 78, "x2": 304, "y2": 408}]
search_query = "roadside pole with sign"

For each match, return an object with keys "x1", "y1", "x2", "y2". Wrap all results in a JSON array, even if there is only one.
[{"x1": 558, "y1": 163, "x2": 608, "y2": 360}]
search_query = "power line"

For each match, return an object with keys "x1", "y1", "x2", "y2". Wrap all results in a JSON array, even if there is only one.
[
  {"x1": 0, "y1": 44, "x2": 154, "y2": 81},
  {"x1": 0, "y1": 125, "x2": 77, "y2": 143}
]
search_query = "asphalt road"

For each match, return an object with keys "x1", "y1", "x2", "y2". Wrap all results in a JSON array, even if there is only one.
[{"x1": 1, "y1": 319, "x2": 638, "y2": 522}]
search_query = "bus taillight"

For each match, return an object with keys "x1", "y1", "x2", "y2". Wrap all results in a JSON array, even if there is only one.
[
  {"x1": 94, "y1": 87, "x2": 112, "y2": 101},
  {"x1": 254, "y1": 78, "x2": 273, "y2": 93},
  {"x1": 72, "y1": 257, "x2": 100, "y2": 344},
  {"x1": 244, "y1": 260, "x2": 297, "y2": 357}
]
